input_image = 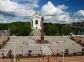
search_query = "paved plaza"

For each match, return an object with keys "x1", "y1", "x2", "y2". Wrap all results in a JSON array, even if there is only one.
[
  {"x1": 0, "y1": 56, "x2": 84, "y2": 62},
  {"x1": 0, "y1": 36, "x2": 84, "y2": 56},
  {"x1": 0, "y1": 36, "x2": 84, "y2": 62}
]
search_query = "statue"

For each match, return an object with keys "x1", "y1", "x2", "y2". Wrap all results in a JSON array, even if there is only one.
[{"x1": 37, "y1": 17, "x2": 48, "y2": 43}]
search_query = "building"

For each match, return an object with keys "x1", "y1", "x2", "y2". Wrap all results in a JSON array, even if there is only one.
[
  {"x1": 32, "y1": 12, "x2": 41, "y2": 30},
  {"x1": 31, "y1": 12, "x2": 41, "y2": 36},
  {"x1": 0, "y1": 30, "x2": 10, "y2": 36},
  {"x1": 71, "y1": 21, "x2": 84, "y2": 27},
  {"x1": 70, "y1": 21, "x2": 84, "y2": 35}
]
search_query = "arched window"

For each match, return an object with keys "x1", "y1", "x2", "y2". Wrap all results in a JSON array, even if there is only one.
[
  {"x1": 35, "y1": 20, "x2": 38, "y2": 24},
  {"x1": 36, "y1": 27, "x2": 37, "y2": 29}
]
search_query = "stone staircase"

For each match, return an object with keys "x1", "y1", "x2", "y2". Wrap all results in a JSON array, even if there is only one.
[
  {"x1": 33, "y1": 29, "x2": 41, "y2": 36},
  {"x1": 0, "y1": 36, "x2": 10, "y2": 49}
]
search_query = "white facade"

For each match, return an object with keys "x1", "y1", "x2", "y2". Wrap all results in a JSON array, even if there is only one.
[{"x1": 32, "y1": 12, "x2": 41, "y2": 30}]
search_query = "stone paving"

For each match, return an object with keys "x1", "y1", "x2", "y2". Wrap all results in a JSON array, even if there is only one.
[
  {"x1": 0, "y1": 36, "x2": 84, "y2": 62},
  {"x1": 0, "y1": 36, "x2": 83, "y2": 57},
  {"x1": 0, "y1": 56, "x2": 84, "y2": 62}
]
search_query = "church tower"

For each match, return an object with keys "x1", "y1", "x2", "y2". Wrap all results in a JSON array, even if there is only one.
[
  {"x1": 32, "y1": 12, "x2": 41, "y2": 36},
  {"x1": 32, "y1": 12, "x2": 41, "y2": 30}
]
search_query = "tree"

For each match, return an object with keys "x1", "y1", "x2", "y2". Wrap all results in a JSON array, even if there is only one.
[
  {"x1": 0, "y1": 23, "x2": 9, "y2": 30},
  {"x1": 9, "y1": 22, "x2": 32, "y2": 36},
  {"x1": 65, "y1": 49, "x2": 69, "y2": 55},
  {"x1": 60, "y1": 25, "x2": 71, "y2": 35},
  {"x1": 7, "y1": 49, "x2": 13, "y2": 62},
  {"x1": 28, "y1": 50, "x2": 32, "y2": 56},
  {"x1": 82, "y1": 48, "x2": 84, "y2": 54},
  {"x1": 44, "y1": 22, "x2": 58, "y2": 36},
  {"x1": 1, "y1": 52, "x2": 5, "y2": 60}
]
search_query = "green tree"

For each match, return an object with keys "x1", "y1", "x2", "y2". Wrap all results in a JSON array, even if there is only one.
[
  {"x1": 9, "y1": 22, "x2": 32, "y2": 36},
  {"x1": 82, "y1": 48, "x2": 84, "y2": 54},
  {"x1": 65, "y1": 49, "x2": 69, "y2": 55},
  {"x1": 60, "y1": 25, "x2": 71, "y2": 35},
  {"x1": 44, "y1": 22, "x2": 58, "y2": 36},
  {"x1": 28, "y1": 50, "x2": 32, "y2": 56},
  {"x1": 7, "y1": 49, "x2": 13, "y2": 62},
  {"x1": 1, "y1": 52, "x2": 5, "y2": 60}
]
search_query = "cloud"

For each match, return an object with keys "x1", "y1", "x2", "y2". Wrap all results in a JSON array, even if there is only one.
[
  {"x1": 42, "y1": 1, "x2": 70, "y2": 23},
  {"x1": 0, "y1": 0, "x2": 39, "y2": 23},
  {"x1": 76, "y1": 10, "x2": 84, "y2": 17},
  {"x1": 0, "y1": 0, "x2": 82, "y2": 24},
  {"x1": 57, "y1": 5, "x2": 68, "y2": 10},
  {"x1": 0, "y1": 14, "x2": 9, "y2": 23},
  {"x1": 0, "y1": 14, "x2": 31, "y2": 23},
  {"x1": 42, "y1": 1, "x2": 63, "y2": 15},
  {"x1": 0, "y1": 0, "x2": 20, "y2": 12},
  {"x1": 73, "y1": 10, "x2": 84, "y2": 22},
  {"x1": 0, "y1": 0, "x2": 37, "y2": 16},
  {"x1": 14, "y1": 0, "x2": 39, "y2": 4}
]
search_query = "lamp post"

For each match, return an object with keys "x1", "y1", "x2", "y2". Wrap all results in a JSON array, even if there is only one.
[
  {"x1": 63, "y1": 46, "x2": 64, "y2": 62},
  {"x1": 58, "y1": 36, "x2": 65, "y2": 62},
  {"x1": 22, "y1": 50, "x2": 24, "y2": 56},
  {"x1": 62, "y1": 37, "x2": 65, "y2": 62},
  {"x1": 12, "y1": 42, "x2": 23, "y2": 62},
  {"x1": 14, "y1": 43, "x2": 16, "y2": 62}
]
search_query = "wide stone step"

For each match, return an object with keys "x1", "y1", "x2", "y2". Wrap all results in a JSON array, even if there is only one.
[{"x1": 41, "y1": 46, "x2": 52, "y2": 55}]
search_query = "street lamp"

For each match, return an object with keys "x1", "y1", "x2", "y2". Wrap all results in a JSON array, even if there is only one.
[
  {"x1": 58, "y1": 36, "x2": 65, "y2": 62},
  {"x1": 63, "y1": 46, "x2": 65, "y2": 62},
  {"x1": 14, "y1": 43, "x2": 16, "y2": 62}
]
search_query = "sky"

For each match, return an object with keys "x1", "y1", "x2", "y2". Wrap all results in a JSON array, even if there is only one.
[{"x1": 0, "y1": 0, "x2": 84, "y2": 23}]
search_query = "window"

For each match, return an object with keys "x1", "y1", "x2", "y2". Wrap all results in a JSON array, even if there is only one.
[
  {"x1": 36, "y1": 27, "x2": 37, "y2": 29},
  {"x1": 35, "y1": 20, "x2": 38, "y2": 24}
]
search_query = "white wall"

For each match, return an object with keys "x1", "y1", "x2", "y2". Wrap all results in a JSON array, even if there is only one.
[{"x1": 32, "y1": 16, "x2": 41, "y2": 30}]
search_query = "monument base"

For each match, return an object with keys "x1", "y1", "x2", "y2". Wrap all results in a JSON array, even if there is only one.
[{"x1": 37, "y1": 39, "x2": 48, "y2": 44}]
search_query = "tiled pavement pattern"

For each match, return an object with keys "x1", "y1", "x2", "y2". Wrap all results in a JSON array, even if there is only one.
[{"x1": 0, "y1": 36, "x2": 83, "y2": 57}]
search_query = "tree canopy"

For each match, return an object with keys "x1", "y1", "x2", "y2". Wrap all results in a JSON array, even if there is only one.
[
  {"x1": 0, "y1": 21, "x2": 80, "y2": 36},
  {"x1": 9, "y1": 22, "x2": 32, "y2": 36},
  {"x1": 44, "y1": 23, "x2": 71, "y2": 36},
  {"x1": 44, "y1": 22, "x2": 58, "y2": 36}
]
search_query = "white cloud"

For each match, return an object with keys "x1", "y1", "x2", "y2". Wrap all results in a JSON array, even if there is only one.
[
  {"x1": 0, "y1": 0, "x2": 19, "y2": 12},
  {"x1": 0, "y1": 0, "x2": 39, "y2": 23},
  {"x1": 0, "y1": 0, "x2": 37, "y2": 16},
  {"x1": 26, "y1": 0, "x2": 39, "y2": 4},
  {"x1": 12, "y1": 0, "x2": 39, "y2": 4},
  {"x1": 53, "y1": 14, "x2": 70, "y2": 22},
  {"x1": 0, "y1": 14, "x2": 30, "y2": 23},
  {"x1": 57, "y1": 5, "x2": 68, "y2": 10},
  {"x1": 42, "y1": 1, "x2": 63, "y2": 15},
  {"x1": 73, "y1": 10, "x2": 84, "y2": 22},
  {"x1": 42, "y1": 1, "x2": 70, "y2": 23},
  {"x1": 77, "y1": 10, "x2": 84, "y2": 17}
]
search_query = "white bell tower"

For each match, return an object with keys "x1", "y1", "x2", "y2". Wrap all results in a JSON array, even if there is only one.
[{"x1": 32, "y1": 12, "x2": 41, "y2": 30}]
